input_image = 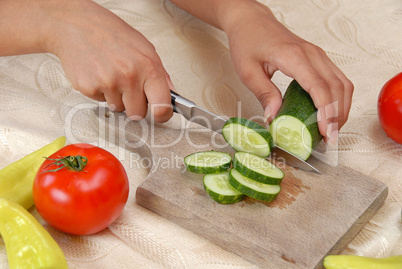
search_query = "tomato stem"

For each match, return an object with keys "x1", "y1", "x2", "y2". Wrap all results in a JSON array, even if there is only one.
[{"x1": 42, "y1": 155, "x2": 88, "y2": 173}]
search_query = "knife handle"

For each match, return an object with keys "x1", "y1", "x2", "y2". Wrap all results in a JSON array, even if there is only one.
[
  {"x1": 170, "y1": 90, "x2": 195, "y2": 115},
  {"x1": 170, "y1": 90, "x2": 180, "y2": 113}
]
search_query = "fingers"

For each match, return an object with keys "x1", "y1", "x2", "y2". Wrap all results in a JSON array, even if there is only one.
[
  {"x1": 99, "y1": 58, "x2": 173, "y2": 123},
  {"x1": 236, "y1": 61, "x2": 283, "y2": 124},
  {"x1": 143, "y1": 69, "x2": 173, "y2": 123},
  {"x1": 275, "y1": 43, "x2": 354, "y2": 145},
  {"x1": 243, "y1": 43, "x2": 353, "y2": 146},
  {"x1": 120, "y1": 67, "x2": 173, "y2": 123},
  {"x1": 121, "y1": 87, "x2": 148, "y2": 121},
  {"x1": 311, "y1": 53, "x2": 354, "y2": 145},
  {"x1": 320, "y1": 54, "x2": 354, "y2": 127},
  {"x1": 77, "y1": 64, "x2": 173, "y2": 123},
  {"x1": 55, "y1": 4, "x2": 174, "y2": 124},
  {"x1": 104, "y1": 91, "x2": 125, "y2": 112}
]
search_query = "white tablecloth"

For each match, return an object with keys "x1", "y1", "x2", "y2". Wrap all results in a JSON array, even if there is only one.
[{"x1": 0, "y1": 0, "x2": 401, "y2": 268}]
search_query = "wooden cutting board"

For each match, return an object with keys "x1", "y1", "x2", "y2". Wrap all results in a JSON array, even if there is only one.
[{"x1": 103, "y1": 112, "x2": 387, "y2": 269}]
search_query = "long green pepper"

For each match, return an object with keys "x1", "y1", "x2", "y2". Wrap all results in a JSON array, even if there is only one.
[
  {"x1": 0, "y1": 136, "x2": 67, "y2": 268},
  {"x1": 0, "y1": 136, "x2": 66, "y2": 209},
  {"x1": 0, "y1": 198, "x2": 68, "y2": 268},
  {"x1": 324, "y1": 254, "x2": 402, "y2": 269}
]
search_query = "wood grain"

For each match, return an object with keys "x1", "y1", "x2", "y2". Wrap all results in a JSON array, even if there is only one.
[{"x1": 101, "y1": 112, "x2": 387, "y2": 269}]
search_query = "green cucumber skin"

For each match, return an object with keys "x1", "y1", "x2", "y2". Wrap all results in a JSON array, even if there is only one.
[
  {"x1": 223, "y1": 117, "x2": 275, "y2": 151},
  {"x1": 203, "y1": 173, "x2": 244, "y2": 204},
  {"x1": 233, "y1": 153, "x2": 284, "y2": 185},
  {"x1": 203, "y1": 185, "x2": 244, "y2": 204},
  {"x1": 274, "y1": 80, "x2": 323, "y2": 149},
  {"x1": 185, "y1": 164, "x2": 230, "y2": 174},
  {"x1": 228, "y1": 169, "x2": 280, "y2": 202},
  {"x1": 184, "y1": 151, "x2": 232, "y2": 174}
]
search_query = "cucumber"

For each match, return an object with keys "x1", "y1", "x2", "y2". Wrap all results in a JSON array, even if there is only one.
[
  {"x1": 222, "y1": 117, "x2": 274, "y2": 157},
  {"x1": 233, "y1": 152, "x2": 284, "y2": 185},
  {"x1": 269, "y1": 80, "x2": 323, "y2": 160},
  {"x1": 229, "y1": 169, "x2": 281, "y2": 202},
  {"x1": 184, "y1": 151, "x2": 232, "y2": 174},
  {"x1": 203, "y1": 172, "x2": 244, "y2": 204}
]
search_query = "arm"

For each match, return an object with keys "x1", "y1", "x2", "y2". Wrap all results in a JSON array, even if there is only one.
[
  {"x1": 0, "y1": 0, "x2": 50, "y2": 55},
  {"x1": 170, "y1": 0, "x2": 354, "y2": 145},
  {"x1": 0, "y1": 0, "x2": 173, "y2": 122}
]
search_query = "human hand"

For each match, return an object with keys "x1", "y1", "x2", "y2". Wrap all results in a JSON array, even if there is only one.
[
  {"x1": 221, "y1": 1, "x2": 353, "y2": 145},
  {"x1": 47, "y1": 0, "x2": 173, "y2": 122}
]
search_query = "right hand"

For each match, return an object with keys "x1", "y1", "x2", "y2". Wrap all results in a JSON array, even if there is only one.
[{"x1": 46, "y1": 0, "x2": 173, "y2": 122}]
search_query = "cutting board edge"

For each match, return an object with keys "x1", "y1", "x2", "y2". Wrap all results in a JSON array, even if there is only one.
[
  {"x1": 135, "y1": 175, "x2": 389, "y2": 269},
  {"x1": 135, "y1": 185, "x2": 305, "y2": 269},
  {"x1": 314, "y1": 184, "x2": 388, "y2": 269}
]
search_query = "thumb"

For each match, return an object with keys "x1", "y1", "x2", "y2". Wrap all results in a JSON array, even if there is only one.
[{"x1": 238, "y1": 63, "x2": 282, "y2": 123}]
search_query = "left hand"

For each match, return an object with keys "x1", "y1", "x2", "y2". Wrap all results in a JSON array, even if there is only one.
[{"x1": 221, "y1": 1, "x2": 354, "y2": 145}]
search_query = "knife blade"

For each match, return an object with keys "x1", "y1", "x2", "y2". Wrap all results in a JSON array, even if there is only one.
[
  {"x1": 270, "y1": 147, "x2": 321, "y2": 174},
  {"x1": 170, "y1": 90, "x2": 321, "y2": 174}
]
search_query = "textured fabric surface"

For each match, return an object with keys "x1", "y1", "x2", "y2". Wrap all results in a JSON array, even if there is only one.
[{"x1": 0, "y1": 0, "x2": 401, "y2": 268}]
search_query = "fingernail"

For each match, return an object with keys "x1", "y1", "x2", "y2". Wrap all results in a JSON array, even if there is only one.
[
  {"x1": 329, "y1": 129, "x2": 339, "y2": 146},
  {"x1": 317, "y1": 108, "x2": 322, "y2": 122},
  {"x1": 326, "y1": 122, "x2": 333, "y2": 139},
  {"x1": 264, "y1": 106, "x2": 271, "y2": 124},
  {"x1": 108, "y1": 103, "x2": 116, "y2": 111},
  {"x1": 326, "y1": 123, "x2": 339, "y2": 146},
  {"x1": 128, "y1": 115, "x2": 144, "y2": 122}
]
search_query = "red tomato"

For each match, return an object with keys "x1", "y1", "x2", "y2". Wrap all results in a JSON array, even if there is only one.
[
  {"x1": 33, "y1": 143, "x2": 129, "y2": 235},
  {"x1": 378, "y1": 72, "x2": 402, "y2": 144}
]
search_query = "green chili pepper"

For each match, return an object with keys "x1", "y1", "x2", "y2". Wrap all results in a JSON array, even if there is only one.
[
  {"x1": 324, "y1": 254, "x2": 402, "y2": 269},
  {"x1": 0, "y1": 136, "x2": 66, "y2": 209},
  {"x1": 0, "y1": 198, "x2": 68, "y2": 268}
]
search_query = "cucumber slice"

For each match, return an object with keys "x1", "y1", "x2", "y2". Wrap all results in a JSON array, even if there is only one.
[
  {"x1": 203, "y1": 172, "x2": 244, "y2": 204},
  {"x1": 233, "y1": 152, "x2": 284, "y2": 185},
  {"x1": 270, "y1": 116, "x2": 313, "y2": 160},
  {"x1": 229, "y1": 169, "x2": 281, "y2": 202},
  {"x1": 222, "y1": 117, "x2": 274, "y2": 157},
  {"x1": 184, "y1": 151, "x2": 232, "y2": 174},
  {"x1": 269, "y1": 80, "x2": 323, "y2": 160}
]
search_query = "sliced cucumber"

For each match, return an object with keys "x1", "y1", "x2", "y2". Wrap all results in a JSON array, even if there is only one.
[
  {"x1": 233, "y1": 152, "x2": 284, "y2": 185},
  {"x1": 222, "y1": 117, "x2": 274, "y2": 158},
  {"x1": 184, "y1": 151, "x2": 232, "y2": 174},
  {"x1": 270, "y1": 116, "x2": 313, "y2": 160},
  {"x1": 229, "y1": 169, "x2": 281, "y2": 202},
  {"x1": 269, "y1": 80, "x2": 323, "y2": 160},
  {"x1": 203, "y1": 172, "x2": 244, "y2": 204}
]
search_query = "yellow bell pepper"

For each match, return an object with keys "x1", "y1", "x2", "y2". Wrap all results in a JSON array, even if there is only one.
[
  {"x1": 0, "y1": 136, "x2": 66, "y2": 209},
  {"x1": 324, "y1": 254, "x2": 402, "y2": 269},
  {"x1": 0, "y1": 198, "x2": 68, "y2": 269}
]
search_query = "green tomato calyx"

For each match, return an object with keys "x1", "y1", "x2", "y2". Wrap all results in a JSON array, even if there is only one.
[{"x1": 42, "y1": 155, "x2": 88, "y2": 173}]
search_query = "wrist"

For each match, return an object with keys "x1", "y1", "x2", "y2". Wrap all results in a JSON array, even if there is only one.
[
  {"x1": 0, "y1": 0, "x2": 58, "y2": 56},
  {"x1": 217, "y1": 1, "x2": 277, "y2": 36},
  {"x1": 36, "y1": 0, "x2": 82, "y2": 57},
  {"x1": 39, "y1": 0, "x2": 106, "y2": 58}
]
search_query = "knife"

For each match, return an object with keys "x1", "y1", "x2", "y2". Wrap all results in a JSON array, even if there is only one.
[
  {"x1": 170, "y1": 90, "x2": 226, "y2": 134},
  {"x1": 170, "y1": 90, "x2": 321, "y2": 174}
]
